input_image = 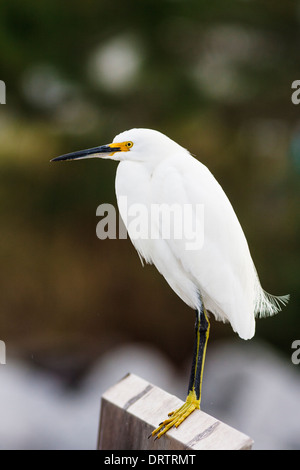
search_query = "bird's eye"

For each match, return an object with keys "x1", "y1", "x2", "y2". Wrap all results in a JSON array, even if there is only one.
[{"x1": 126, "y1": 141, "x2": 133, "y2": 148}]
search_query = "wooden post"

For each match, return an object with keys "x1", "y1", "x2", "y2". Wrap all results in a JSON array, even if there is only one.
[{"x1": 98, "y1": 373, "x2": 253, "y2": 450}]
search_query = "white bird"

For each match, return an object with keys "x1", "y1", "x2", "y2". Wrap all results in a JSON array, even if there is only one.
[{"x1": 51, "y1": 128, "x2": 289, "y2": 438}]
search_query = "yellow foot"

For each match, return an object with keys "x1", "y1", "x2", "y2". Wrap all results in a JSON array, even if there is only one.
[{"x1": 150, "y1": 389, "x2": 200, "y2": 439}]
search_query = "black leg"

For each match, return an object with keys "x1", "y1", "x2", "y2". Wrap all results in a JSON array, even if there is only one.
[
  {"x1": 188, "y1": 305, "x2": 210, "y2": 404},
  {"x1": 151, "y1": 302, "x2": 210, "y2": 438}
]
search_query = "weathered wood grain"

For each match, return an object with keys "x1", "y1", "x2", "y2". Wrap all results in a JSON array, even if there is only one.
[{"x1": 98, "y1": 373, "x2": 253, "y2": 450}]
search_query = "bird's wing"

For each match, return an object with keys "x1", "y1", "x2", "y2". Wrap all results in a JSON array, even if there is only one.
[
  {"x1": 150, "y1": 154, "x2": 257, "y2": 339},
  {"x1": 116, "y1": 155, "x2": 287, "y2": 340}
]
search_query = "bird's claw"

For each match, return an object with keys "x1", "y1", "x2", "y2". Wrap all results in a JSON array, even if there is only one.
[{"x1": 151, "y1": 390, "x2": 200, "y2": 439}]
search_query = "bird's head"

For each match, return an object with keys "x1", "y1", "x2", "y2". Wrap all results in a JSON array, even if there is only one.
[{"x1": 51, "y1": 128, "x2": 186, "y2": 165}]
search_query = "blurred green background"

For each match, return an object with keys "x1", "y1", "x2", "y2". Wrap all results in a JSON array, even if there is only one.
[{"x1": 0, "y1": 0, "x2": 299, "y2": 383}]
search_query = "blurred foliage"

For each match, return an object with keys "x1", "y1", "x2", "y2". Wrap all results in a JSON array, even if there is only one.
[{"x1": 0, "y1": 0, "x2": 299, "y2": 375}]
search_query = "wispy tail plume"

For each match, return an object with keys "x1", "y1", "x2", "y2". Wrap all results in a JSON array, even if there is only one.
[{"x1": 255, "y1": 290, "x2": 290, "y2": 318}]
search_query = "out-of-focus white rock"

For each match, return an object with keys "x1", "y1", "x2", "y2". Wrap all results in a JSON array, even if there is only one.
[
  {"x1": 202, "y1": 339, "x2": 300, "y2": 450},
  {"x1": 0, "y1": 344, "x2": 177, "y2": 450},
  {"x1": 0, "y1": 341, "x2": 299, "y2": 449}
]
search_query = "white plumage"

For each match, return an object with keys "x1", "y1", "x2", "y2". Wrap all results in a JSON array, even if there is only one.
[{"x1": 114, "y1": 128, "x2": 288, "y2": 340}]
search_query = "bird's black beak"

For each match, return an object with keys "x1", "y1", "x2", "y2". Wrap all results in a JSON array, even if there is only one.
[{"x1": 50, "y1": 144, "x2": 121, "y2": 162}]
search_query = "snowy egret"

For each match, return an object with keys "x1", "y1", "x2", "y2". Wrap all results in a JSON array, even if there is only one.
[{"x1": 51, "y1": 128, "x2": 289, "y2": 438}]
